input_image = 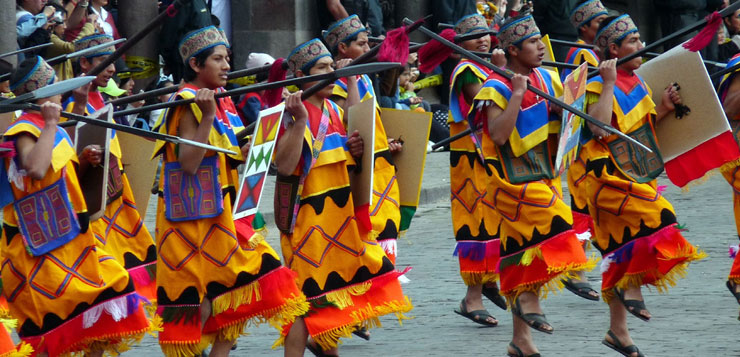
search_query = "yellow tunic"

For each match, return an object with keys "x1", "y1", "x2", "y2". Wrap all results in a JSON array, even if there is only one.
[
  {"x1": 1, "y1": 112, "x2": 150, "y2": 356},
  {"x1": 152, "y1": 84, "x2": 307, "y2": 355},
  {"x1": 583, "y1": 72, "x2": 704, "y2": 302},
  {"x1": 278, "y1": 99, "x2": 411, "y2": 350},
  {"x1": 64, "y1": 92, "x2": 157, "y2": 301},
  {"x1": 448, "y1": 60, "x2": 502, "y2": 286},
  {"x1": 332, "y1": 75, "x2": 402, "y2": 262},
  {"x1": 474, "y1": 68, "x2": 595, "y2": 299}
]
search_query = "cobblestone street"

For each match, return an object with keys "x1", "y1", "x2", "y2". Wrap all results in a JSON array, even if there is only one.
[{"x1": 131, "y1": 153, "x2": 740, "y2": 356}]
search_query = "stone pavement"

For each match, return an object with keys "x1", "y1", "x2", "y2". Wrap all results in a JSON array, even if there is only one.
[{"x1": 130, "y1": 153, "x2": 740, "y2": 356}]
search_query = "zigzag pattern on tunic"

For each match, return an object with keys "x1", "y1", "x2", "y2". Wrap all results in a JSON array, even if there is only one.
[
  {"x1": 493, "y1": 182, "x2": 557, "y2": 222},
  {"x1": 27, "y1": 246, "x2": 102, "y2": 300},
  {"x1": 371, "y1": 176, "x2": 399, "y2": 216},
  {"x1": 451, "y1": 178, "x2": 495, "y2": 213},
  {"x1": 157, "y1": 224, "x2": 240, "y2": 271},
  {"x1": 291, "y1": 217, "x2": 366, "y2": 268},
  {"x1": 100, "y1": 200, "x2": 144, "y2": 238}
]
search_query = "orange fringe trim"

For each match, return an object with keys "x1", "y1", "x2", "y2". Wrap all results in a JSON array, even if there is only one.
[
  {"x1": 601, "y1": 247, "x2": 706, "y2": 304},
  {"x1": 58, "y1": 325, "x2": 151, "y2": 357},
  {"x1": 311, "y1": 296, "x2": 414, "y2": 351},
  {"x1": 682, "y1": 158, "x2": 740, "y2": 193},
  {"x1": 0, "y1": 342, "x2": 33, "y2": 357},
  {"x1": 505, "y1": 252, "x2": 599, "y2": 304}
]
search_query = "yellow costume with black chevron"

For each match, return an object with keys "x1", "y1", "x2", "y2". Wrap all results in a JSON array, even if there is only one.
[
  {"x1": 277, "y1": 98, "x2": 411, "y2": 350},
  {"x1": 332, "y1": 75, "x2": 402, "y2": 262},
  {"x1": 1, "y1": 112, "x2": 150, "y2": 356},
  {"x1": 474, "y1": 68, "x2": 595, "y2": 300},
  {"x1": 64, "y1": 91, "x2": 157, "y2": 301}
]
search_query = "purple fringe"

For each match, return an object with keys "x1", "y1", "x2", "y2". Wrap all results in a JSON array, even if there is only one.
[{"x1": 452, "y1": 241, "x2": 488, "y2": 262}]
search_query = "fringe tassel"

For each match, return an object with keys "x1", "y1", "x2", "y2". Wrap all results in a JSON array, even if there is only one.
[
  {"x1": 520, "y1": 246, "x2": 543, "y2": 266},
  {"x1": 459, "y1": 271, "x2": 499, "y2": 286},
  {"x1": 721, "y1": 157, "x2": 740, "y2": 175},
  {"x1": 211, "y1": 281, "x2": 262, "y2": 315},
  {"x1": 730, "y1": 244, "x2": 739, "y2": 259},
  {"x1": 309, "y1": 296, "x2": 414, "y2": 351},
  {"x1": 159, "y1": 334, "x2": 215, "y2": 357},
  {"x1": 505, "y1": 257, "x2": 598, "y2": 303},
  {"x1": 324, "y1": 282, "x2": 372, "y2": 309},
  {"x1": 246, "y1": 230, "x2": 265, "y2": 249},
  {"x1": 58, "y1": 326, "x2": 151, "y2": 357},
  {"x1": 602, "y1": 247, "x2": 706, "y2": 304},
  {"x1": 3, "y1": 342, "x2": 33, "y2": 357},
  {"x1": 160, "y1": 306, "x2": 200, "y2": 325},
  {"x1": 378, "y1": 239, "x2": 397, "y2": 256}
]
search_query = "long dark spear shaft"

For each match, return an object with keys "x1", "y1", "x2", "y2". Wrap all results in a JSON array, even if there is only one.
[
  {"x1": 86, "y1": 0, "x2": 188, "y2": 76},
  {"x1": 405, "y1": 19, "x2": 651, "y2": 152},
  {"x1": 711, "y1": 59, "x2": 740, "y2": 79},
  {"x1": 469, "y1": 50, "x2": 596, "y2": 70},
  {"x1": 21, "y1": 103, "x2": 236, "y2": 154},
  {"x1": 586, "y1": 1, "x2": 740, "y2": 78}
]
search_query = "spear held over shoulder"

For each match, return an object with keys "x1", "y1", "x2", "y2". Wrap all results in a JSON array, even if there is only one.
[{"x1": 405, "y1": 18, "x2": 651, "y2": 152}]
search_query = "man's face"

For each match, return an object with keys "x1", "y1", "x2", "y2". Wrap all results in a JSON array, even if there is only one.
[
  {"x1": 510, "y1": 35, "x2": 545, "y2": 68},
  {"x1": 193, "y1": 45, "x2": 231, "y2": 89},
  {"x1": 340, "y1": 32, "x2": 370, "y2": 60},
  {"x1": 81, "y1": 55, "x2": 116, "y2": 88},
  {"x1": 24, "y1": 0, "x2": 47, "y2": 14},
  {"x1": 461, "y1": 32, "x2": 491, "y2": 53},
  {"x1": 299, "y1": 56, "x2": 334, "y2": 98},
  {"x1": 726, "y1": 10, "x2": 740, "y2": 35},
  {"x1": 581, "y1": 14, "x2": 607, "y2": 43},
  {"x1": 612, "y1": 32, "x2": 643, "y2": 71}
]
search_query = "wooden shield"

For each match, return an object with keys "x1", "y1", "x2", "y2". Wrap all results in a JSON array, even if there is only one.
[
  {"x1": 74, "y1": 105, "x2": 112, "y2": 220},
  {"x1": 636, "y1": 46, "x2": 730, "y2": 163},
  {"x1": 380, "y1": 108, "x2": 432, "y2": 208},
  {"x1": 348, "y1": 98, "x2": 376, "y2": 207},
  {"x1": 117, "y1": 130, "x2": 158, "y2": 218}
]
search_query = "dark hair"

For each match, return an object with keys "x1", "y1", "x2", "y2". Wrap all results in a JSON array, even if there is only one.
[
  {"x1": 597, "y1": 15, "x2": 622, "y2": 59},
  {"x1": 211, "y1": 15, "x2": 221, "y2": 27},
  {"x1": 182, "y1": 46, "x2": 216, "y2": 82},
  {"x1": 9, "y1": 57, "x2": 41, "y2": 89}
]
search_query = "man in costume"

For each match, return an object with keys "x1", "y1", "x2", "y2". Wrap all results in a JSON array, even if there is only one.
[
  {"x1": 446, "y1": 14, "x2": 506, "y2": 327},
  {"x1": 324, "y1": 14, "x2": 403, "y2": 265},
  {"x1": 150, "y1": 26, "x2": 309, "y2": 356},
  {"x1": 560, "y1": 0, "x2": 610, "y2": 301},
  {"x1": 473, "y1": 14, "x2": 596, "y2": 356},
  {"x1": 63, "y1": 34, "x2": 158, "y2": 301},
  {"x1": 583, "y1": 14, "x2": 705, "y2": 356},
  {"x1": 1, "y1": 56, "x2": 151, "y2": 356},
  {"x1": 715, "y1": 52, "x2": 740, "y2": 312},
  {"x1": 274, "y1": 38, "x2": 412, "y2": 356}
]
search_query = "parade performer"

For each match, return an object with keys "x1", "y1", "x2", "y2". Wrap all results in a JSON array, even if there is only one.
[
  {"x1": 444, "y1": 14, "x2": 506, "y2": 326},
  {"x1": 1, "y1": 56, "x2": 151, "y2": 356},
  {"x1": 64, "y1": 34, "x2": 157, "y2": 301},
  {"x1": 716, "y1": 52, "x2": 740, "y2": 310},
  {"x1": 472, "y1": 14, "x2": 596, "y2": 356},
  {"x1": 560, "y1": 0, "x2": 610, "y2": 301},
  {"x1": 274, "y1": 38, "x2": 412, "y2": 356},
  {"x1": 584, "y1": 15, "x2": 705, "y2": 356},
  {"x1": 150, "y1": 26, "x2": 309, "y2": 356},
  {"x1": 324, "y1": 15, "x2": 403, "y2": 264}
]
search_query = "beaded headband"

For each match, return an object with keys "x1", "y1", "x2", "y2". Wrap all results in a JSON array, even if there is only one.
[
  {"x1": 10, "y1": 56, "x2": 56, "y2": 96},
  {"x1": 288, "y1": 38, "x2": 332, "y2": 74},
  {"x1": 498, "y1": 14, "x2": 540, "y2": 50},
  {"x1": 595, "y1": 14, "x2": 638, "y2": 55},
  {"x1": 454, "y1": 14, "x2": 489, "y2": 35},
  {"x1": 74, "y1": 34, "x2": 115, "y2": 59},
  {"x1": 570, "y1": 0, "x2": 608, "y2": 29},
  {"x1": 324, "y1": 15, "x2": 366, "y2": 52},
  {"x1": 179, "y1": 26, "x2": 229, "y2": 64}
]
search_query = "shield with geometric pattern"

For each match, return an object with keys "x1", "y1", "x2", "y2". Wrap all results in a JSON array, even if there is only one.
[{"x1": 233, "y1": 103, "x2": 285, "y2": 220}]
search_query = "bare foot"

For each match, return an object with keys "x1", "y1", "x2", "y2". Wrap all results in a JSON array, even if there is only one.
[
  {"x1": 515, "y1": 292, "x2": 552, "y2": 332},
  {"x1": 460, "y1": 298, "x2": 498, "y2": 325}
]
